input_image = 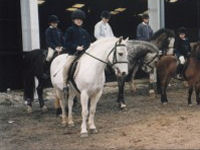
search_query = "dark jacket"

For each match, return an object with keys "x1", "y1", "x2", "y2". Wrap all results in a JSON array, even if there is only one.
[
  {"x1": 64, "y1": 24, "x2": 91, "y2": 55},
  {"x1": 136, "y1": 23, "x2": 153, "y2": 41},
  {"x1": 45, "y1": 27, "x2": 63, "y2": 49},
  {"x1": 174, "y1": 37, "x2": 191, "y2": 58}
]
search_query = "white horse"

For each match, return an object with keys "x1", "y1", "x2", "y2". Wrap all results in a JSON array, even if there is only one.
[{"x1": 50, "y1": 37, "x2": 129, "y2": 137}]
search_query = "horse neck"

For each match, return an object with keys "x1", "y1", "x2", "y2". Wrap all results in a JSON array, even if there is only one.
[{"x1": 81, "y1": 40, "x2": 116, "y2": 72}]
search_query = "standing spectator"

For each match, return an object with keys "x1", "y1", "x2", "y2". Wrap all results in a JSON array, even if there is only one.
[
  {"x1": 94, "y1": 10, "x2": 114, "y2": 40},
  {"x1": 45, "y1": 15, "x2": 63, "y2": 62},
  {"x1": 136, "y1": 14, "x2": 153, "y2": 41}
]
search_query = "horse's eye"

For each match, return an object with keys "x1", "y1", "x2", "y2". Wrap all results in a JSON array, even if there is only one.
[{"x1": 118, "y1": 52, "x2": 123, "y2": 56}]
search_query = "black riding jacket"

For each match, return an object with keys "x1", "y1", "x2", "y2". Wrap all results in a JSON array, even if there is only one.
[
  {"x1": 45, "y1": 26, "x2": 63, "y2": 49},
  {"x1": 174, "y1": 37, "x2": 191, "y2": 58},
  {"x1": 64, "y1": 24, "x2": 91, "y2": 55}
]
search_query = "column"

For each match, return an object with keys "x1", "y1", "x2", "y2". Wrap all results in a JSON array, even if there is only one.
[
  {"x1": 20, "y1": 0, "x2": 40, "y2": 51},
  {"x1": 148, "y1": 0, "x2": 165, "y2": 32}
]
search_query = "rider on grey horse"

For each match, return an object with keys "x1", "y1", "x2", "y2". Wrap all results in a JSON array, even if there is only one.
[
  {"x1": 45, "y1": 15, "x2": 63, "y2": 62},
  {"x1": 63, "y1": 9, "x2": 91, "y2": 92}
]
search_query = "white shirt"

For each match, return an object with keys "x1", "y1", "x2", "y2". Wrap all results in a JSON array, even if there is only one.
[{"x1": 94, "y1": 20, "x2": 114, "y2": 40}]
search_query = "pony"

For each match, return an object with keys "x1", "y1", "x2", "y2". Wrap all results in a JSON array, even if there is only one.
[
  {"x1": 117, "y1": 29, "x2": 175, "y2": 109},
  {"x1": 23, "y1": 49, "x2": 49, "y2": 113},
  {"x1": 50, "y1": 37, "x2": 129, "y2": 137},
  {"x1": 156, "y1": 42, "x2": 200, "y2": 105}
]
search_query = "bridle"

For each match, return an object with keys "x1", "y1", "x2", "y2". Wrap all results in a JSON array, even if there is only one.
[
  {"x1": 141, "y1": 52, "x2": 159, "y2": 71},
  {"x1": 85, "y1": 42, "x2": 129, "y2": 67}
]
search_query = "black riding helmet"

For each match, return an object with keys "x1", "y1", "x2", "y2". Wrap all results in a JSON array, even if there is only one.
[
  {"x1": 101, "y1": 10, "x2": 111, "y2": 19},
  {"x1": 71, "y1": 9, "x2": 86, "y2": 20},
  {"x1": 48, "y1": 15, "x2": 60, "y2": 23},
  {"x1": 142, "y1": 13, "x2": 149, "y2": 19},
  {"x1": 178, "y1": 27, "x2": 187, "y2": 35}
]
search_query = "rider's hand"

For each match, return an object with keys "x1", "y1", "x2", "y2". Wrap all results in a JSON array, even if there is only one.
[
  {"x1": 77, "y1": 46, "x2": 84, "y2": 51},
  {"x1": 55, "y1": 47, "x2": 62, "y2": 52}
]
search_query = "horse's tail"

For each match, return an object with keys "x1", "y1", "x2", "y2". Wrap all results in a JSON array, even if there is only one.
[{"x1": 192, "y1": 42, "x2": 200, "y2": 60}]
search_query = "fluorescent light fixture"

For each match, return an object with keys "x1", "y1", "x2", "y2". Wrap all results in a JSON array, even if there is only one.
[
  {"x1": 167, "y1": 0, "x2": 178, "y2": 3},
  {"x1": 110, "y1": 11, "x2": 119, "y2": 15},
  {"x1": 114, "y1": 8, "x2": 126, "y2": 12},
  {"x1": 66, "y1": 8, "x2": 78, "y2": 12},
  {"x1": 72, "y1": 4, "x2": 85, "y2": 8},
  {"x1": 38, "y1": 0, "x2": 45, "y2": 5}
]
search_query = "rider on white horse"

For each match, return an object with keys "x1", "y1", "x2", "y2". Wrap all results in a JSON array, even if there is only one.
[
  {"x1": 51, "y1": 37, "x2": 129, "y2": 137},
  {"x1": 63, "y1": 9, "x2": 91, "y2": 93},
  {"x1": 45, "y1": 15, "x2": 63, "y2": 62}
]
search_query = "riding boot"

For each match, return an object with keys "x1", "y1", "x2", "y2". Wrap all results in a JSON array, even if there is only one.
[{"x1": 63, "y1": 55, "x2": 76, "y2": 95}]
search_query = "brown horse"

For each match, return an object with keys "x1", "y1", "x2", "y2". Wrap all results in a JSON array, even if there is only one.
[
  {"x1": 157, "y1": 42, "x2": 200, "y2": 105},
  {"x1": 156, "y1": 55, "x2": 178, "y2": 104}
]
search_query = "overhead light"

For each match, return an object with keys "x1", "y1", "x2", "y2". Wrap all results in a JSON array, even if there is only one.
[
  {"x1": 110, "y1": 11, "x2": 119, "y2": 15},
  {"x1": 66, "y1": 8, "x2": 78, "y2": 12},
  {"x1": 167, "y1": 0, "x2": 178, "y2": 3},
  {"x1": 114, "y1": 8, "x2": 126, "y2": 12},
  {"x1": 72, "y1": 4, "x2": 85, "y2": 8},
  {"x1": 38, "y1": 0, "x2": 45, "y2": 5}
]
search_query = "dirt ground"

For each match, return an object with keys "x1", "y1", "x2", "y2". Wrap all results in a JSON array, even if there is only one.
[{"x1": 1, "y1": 81, "x2": 200, "y2": 150}]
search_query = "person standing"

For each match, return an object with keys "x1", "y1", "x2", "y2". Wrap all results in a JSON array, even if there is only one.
[
  {"x1": 45, "y1": 15, "x2": 63, "y2": 62},
  {"x1": 136, "y1": 14, "x2": 153, "y2": 41},
  {"x1": 63, "y1": 9, "x2": 91, "y2": 91},
  {"x1": 94, "y1": 10, "x2": 114, "y2": 40}
]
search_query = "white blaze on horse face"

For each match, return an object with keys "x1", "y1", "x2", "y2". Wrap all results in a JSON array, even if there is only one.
[
  {"x1": 167, "y1": 37, "x2": 175, "y2": 55},
  {"x1": 112, "y1": 42, "x2": 128, "y2": 77}
]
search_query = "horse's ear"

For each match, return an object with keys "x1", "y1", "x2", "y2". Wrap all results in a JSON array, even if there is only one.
[
  {"x1": 124, "y1": 37, "x2": 129, "y2": 43},
  {"x1": 119, "y1": 36, "x2": 123, "y2": 44}
]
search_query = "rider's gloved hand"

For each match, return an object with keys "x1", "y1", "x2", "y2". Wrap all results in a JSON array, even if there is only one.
[
  {"x1": 77, "y1": 46, "x2": 84, "y2": 51},
  {"x1": 55, "y1": 47, "x2": 62, "y2": 53}
]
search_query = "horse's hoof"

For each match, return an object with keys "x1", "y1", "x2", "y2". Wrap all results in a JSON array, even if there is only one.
[
  {"x1": 120, "y1": 103, "x2": 127, "y2": 109},
  {"x1": 27, "y1": 106, "x2": 32, "y2": 113},
  {"x1": 188, "y1": 104, "x2": 193, "y2": 107},
  {"x1": 68, "y1": 122, "x2": 75, "y2": 127},
  {"x1": 80, "y1": 132, "x2": 88, "y2": 138},
  {"x1": 162, "y1": 102, "x2": 168, "y2": 105},
  {"x1": 42, "y1": 105, "x2": 48, "y2": 112},
  {"x1": 89, "y1": 129, "x2": 98, "y2": 134},
  {"x1": 61, "y1": 121, "x2": 67, "y2": 127}
]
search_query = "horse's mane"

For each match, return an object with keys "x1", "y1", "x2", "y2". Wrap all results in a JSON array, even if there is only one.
[
  {"x1": 87, "y1": 37, "x2": 118, "y2": 52},
  {"x1": 191, "y1": 42, "x2": 200, "y2": 60},
  {"x1": 150, "y1": 28, "x2": 175, "y2": 41}
]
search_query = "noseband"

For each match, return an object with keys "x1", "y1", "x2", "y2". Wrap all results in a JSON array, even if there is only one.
[
  {"x1": 142, "y1": 52, "x2": 159, "y2": 70},
  {"x1": 85, "y1": 43, "x2": 128, "y2": 67}
]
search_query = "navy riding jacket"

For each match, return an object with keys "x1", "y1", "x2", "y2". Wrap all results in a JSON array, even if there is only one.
[
  {"x1": 45, "y1": 27, "x2": 63, "y2": 49},
  {"x1": 136, "y1": 23, "x2": 153, "y2": 41},
  {"x1": 64, "y1": 24, "x2": 91, "y2": 55},
  {"x1": 174, "y1": 38, "x2": 191, "y2": 58}
]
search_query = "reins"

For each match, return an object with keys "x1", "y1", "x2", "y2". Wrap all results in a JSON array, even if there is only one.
[{"x1": 85, "y1": 43, "x2": 128, "y2": 67}]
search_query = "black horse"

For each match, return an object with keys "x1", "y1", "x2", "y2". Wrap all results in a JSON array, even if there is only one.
[
  {"x1": 23, "y1": 49, "x2": 52, "y2": 113},
  {"x1": 117, "y1": 29, "x2": 175, "y2": 109}
]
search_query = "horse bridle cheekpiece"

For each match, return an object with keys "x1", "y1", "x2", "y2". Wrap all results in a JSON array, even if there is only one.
[{"x1": 85, "y1": 38, "x2": 128, "y2": 67}]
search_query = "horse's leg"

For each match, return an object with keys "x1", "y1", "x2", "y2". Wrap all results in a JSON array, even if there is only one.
[
  {"x1": 117, "y1": 76, "x2": 126, "y2": 109},
  {"x1": 56, "y1": 89, "x2": 67, "y2": 126},
  {"x1": 188, "y1": 86, "x2": 193, "y2": 106},
  {"x1": 88, "y1": 90, "x2": 103, "y2": 134},
  {"x1": 195, "y1": 84, "x2": 200, "y2": 105},
  {"x1": 80, "y1": 91, "x2": 89, "y2": 137},
  {"x1": 129, "y1": 66, "x2": 138, "y2": 93},
  {"x1": 163, "y1": 77, "x2": 171, "y2": 103},
  {"x1": 68, "y1": 90, "x2": 76, "y2": 127},
  {"x1": 55, "y1": 96, "x2": 62, "y2": 116},
  {"x1": 36, "y1": 78, "x2": 48, "y2": 112}
]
